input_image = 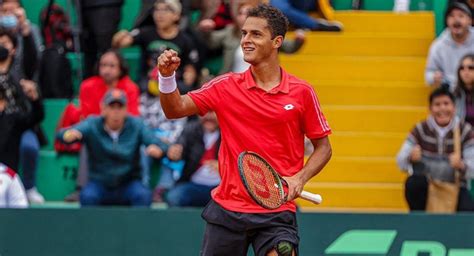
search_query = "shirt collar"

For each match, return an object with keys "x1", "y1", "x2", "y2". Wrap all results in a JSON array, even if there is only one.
[{"x1": 244, "y1": 67, "x2": 289, "y2": 94}]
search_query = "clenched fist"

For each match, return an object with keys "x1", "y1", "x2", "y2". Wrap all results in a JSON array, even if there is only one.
[{"x1": 157, "y1": 50, "x2": 181, "y2": 77}]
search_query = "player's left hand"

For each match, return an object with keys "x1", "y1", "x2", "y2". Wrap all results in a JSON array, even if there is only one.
[{"x1": 282, "y1": 174, "x2": 305, "y2": 202}]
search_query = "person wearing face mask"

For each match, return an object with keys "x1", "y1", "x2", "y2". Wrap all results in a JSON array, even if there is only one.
[
  {"x1": 425, "y1": 3, "x2": 474, "y2": 90},
  {"x1": 0, "y1": 0, "x2": 41, "y2": 80},
  {"x1": 397, "y1": 87, "x2": 474, "y2": 212},
  {"x1": 0, "y1": 28, "x2": 45, "y2": 204}
]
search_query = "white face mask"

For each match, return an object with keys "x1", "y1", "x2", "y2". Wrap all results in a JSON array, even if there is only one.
[{"x1": 0, "y1": 15, "x2": 18, "y2": 29}]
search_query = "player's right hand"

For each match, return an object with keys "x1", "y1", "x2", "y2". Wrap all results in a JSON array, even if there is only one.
[
  {"x1": 410, "y1": 144, "x2": 422, "y2": 162},
  {"x1": 157, "y1": 50, "x2": 181, "y2": 77}
]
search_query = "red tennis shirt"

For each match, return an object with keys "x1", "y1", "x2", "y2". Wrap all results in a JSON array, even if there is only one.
[{"x1": 188, "y1": 68, "x2": 331, "y2": 213}]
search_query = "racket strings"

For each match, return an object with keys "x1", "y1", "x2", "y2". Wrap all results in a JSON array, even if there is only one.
[{"x1": 242, "y1": 154, "x2": 282, "y2": 209}]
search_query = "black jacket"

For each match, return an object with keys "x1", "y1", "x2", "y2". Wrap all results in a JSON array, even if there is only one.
[
  {"x1": 0, "y1": 98, "x2": 44, "y2": 170},
  {"x1": 176, "y1": 120, "x2": 220, "y2": 183}
]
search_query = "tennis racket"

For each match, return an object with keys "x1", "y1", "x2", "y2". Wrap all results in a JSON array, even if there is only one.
[{"x1": 238, "y1": 151, "x2": 322, "y2": 210}]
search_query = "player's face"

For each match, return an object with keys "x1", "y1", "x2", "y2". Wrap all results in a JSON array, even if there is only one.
[
  {"x1": 240, "y1": 17, "x2": 277, "y2": 65},
  {"x1": 430, "y1": 95, "x2": 455, "y2": 127},
  {"x1": 102, "y1": 102, "x2": 127, "y2": 130},
  {"x1": 446, "y1": 9, "x2": 471, "y2": 38},
  {"x1": 153, "y1": 3, "x2": 180, "y2": 30},
  {"x1": 459, "y1": 57, "x2": 474, "y2": 89},
  {"x1": 99, "y1": 52, "x2": 121, "y2": 84}
]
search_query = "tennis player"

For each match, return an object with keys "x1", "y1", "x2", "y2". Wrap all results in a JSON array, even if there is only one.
[{"x1": 157, "y1": 4, "x2": 332, "y2": 256}]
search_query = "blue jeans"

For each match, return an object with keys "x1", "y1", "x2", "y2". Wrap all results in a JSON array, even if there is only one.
[
  {"x1": 270, "y1": 0, "x2": 319, "y2": 29},
  {"x1": 80, "y1": 180, "x2": 152, "y2": 207},
  {"x1": 166, "y1": 182, "x2": 216, "y2": 207},
  {"x1": 19, "y1": 130, "x2": 40, "y2": 190}
]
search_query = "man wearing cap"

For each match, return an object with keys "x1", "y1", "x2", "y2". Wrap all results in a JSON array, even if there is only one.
[
  {"x1": 449, "y1": 0, "x2": 474, "y2": 24},
  {"x1": 425, "y1": 2, "x2": 474, "y2": 90},
  {"x1": 57, "y1": 89, "x2": 166, "y2": 207},
  {"x1": 112, "y1": 0, "x2": 200, "y2": 93}
]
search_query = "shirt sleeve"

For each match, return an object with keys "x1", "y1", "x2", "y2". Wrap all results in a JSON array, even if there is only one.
[
  {"x1": 302, "y1": 87, "x2": 331, "y2": 139},
  {"x1": 424, "y1": 43, "x2": 442, "y2": 86},
  {"x1": 188, "y1": 75, "x2": 228, "y2": 115},
  {"x1": 7, "y1": 175, "x2": 29, "y2": 208}
]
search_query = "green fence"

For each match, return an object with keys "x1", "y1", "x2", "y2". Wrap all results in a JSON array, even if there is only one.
[{"x1": 1, "y1": 209, "x2": 473, "y2": 256}]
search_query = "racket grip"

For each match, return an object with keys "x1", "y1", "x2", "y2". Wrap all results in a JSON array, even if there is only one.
[{"x1": 300, "y1": 191, "x2": 322, "y2": 204}]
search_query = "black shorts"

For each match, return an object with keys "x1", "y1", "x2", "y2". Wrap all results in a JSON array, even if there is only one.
[{"x1": 200, "y1": 199, "x2": 299, "y2": 256}]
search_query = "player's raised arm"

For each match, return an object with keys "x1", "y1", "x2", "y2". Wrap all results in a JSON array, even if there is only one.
[{"x1": 157, "y1": 50, "x2": 199, "y2": 119}]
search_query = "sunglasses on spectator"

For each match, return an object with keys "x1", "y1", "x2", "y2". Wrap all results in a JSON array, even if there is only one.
[
  {"x1": 155, "y1": 7, "x2": 174, "y2": 13},
  {"x1": 459, "y1": 65, "x2": 474, "y2": 71}
]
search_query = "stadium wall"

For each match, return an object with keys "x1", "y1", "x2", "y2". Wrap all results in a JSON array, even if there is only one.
[{"x1": 0, "y1": 209, "x2": 473, "y2": 255}]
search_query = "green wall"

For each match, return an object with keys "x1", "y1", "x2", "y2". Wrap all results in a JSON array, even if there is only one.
[{"x1": 1, "y1": 209, "x2": 474, "y2": 255}]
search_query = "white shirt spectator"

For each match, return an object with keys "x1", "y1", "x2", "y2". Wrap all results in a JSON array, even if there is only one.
[{"x1": 0, "y1": 163, "x2": 28, "y2": 208}]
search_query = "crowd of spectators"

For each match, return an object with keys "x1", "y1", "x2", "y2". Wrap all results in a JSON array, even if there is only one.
[
  {"x1": 397, "y1": 1, "x2": 474, "y2": 213},
  {"x1": 0, "y1": 0, "x2": 323, "y2": 208},
  {"x1": 1, "y1": 0, "x2": 473, "y2": 212}
]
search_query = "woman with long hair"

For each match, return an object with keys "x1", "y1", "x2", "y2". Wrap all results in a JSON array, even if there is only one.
[{"x1": 454, "y1": 53, "x2": 474, "y2": 126}]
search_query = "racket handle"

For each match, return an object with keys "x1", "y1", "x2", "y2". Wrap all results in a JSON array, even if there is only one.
[{"x1": 300, "y1": 191, "x2": 322, "y2": 205}]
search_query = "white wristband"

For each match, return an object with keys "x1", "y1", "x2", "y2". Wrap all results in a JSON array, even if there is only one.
[{"x1": 158, "y1": 72, "x2": 178, "y2": 94}]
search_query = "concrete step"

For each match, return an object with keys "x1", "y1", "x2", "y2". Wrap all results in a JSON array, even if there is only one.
[
  {"x1": 313, "y1": 156, "x2": 406, "y2": 183},
  {"x1": 281, "y1": 55, "x2": 426, "y2": 81},
  {"x1": 286, "y1": 32, "x2": 432, "y2": 56},
  {"x1": 324, "y1": 105, "x2": 427, "y2": 132}
]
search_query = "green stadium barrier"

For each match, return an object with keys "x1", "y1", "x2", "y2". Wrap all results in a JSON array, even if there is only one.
[
  {"x1": 36, "y1": 151, "x2": 78, "y2": 201},
  {"x1": 0, "y1": 209, "x2": 473, "y2": 255}
]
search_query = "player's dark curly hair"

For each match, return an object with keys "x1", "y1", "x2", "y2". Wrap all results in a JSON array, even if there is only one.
[{"x1": 247, "y1": 4, "x2": 289, "y2": 39}]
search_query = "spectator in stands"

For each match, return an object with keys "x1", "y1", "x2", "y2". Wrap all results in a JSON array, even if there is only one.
[
  {"x1": 80, "y1": 50, "x2": 140, "y2": 118},
  {"x1": 270, "y1": 0, "x2": 343, "y2": 31},
  {"x1": 166, "y1": 112, "x2": 220, "y2": 207},
  {"x1": 64, "y1": 49, "x2": 140, "y2": 202},
  {"x1": 396, "y1": 88, "x2": 474, "y2": 212},
  {"x1": 0, "y1": 28, "x2": 45, "y2": 204},
  {"x1": 449, "y1": 0, "x2": 474, "y2": 24},
  {"x1": 206, "y1": 1, "x2": 306, "y2": 74},
  {"x1": 0, "y1": 83, "x2": 43, "y2": 181},
  {"x1": 0, "y1": 163, "x2": 28, "y2": 208},
  {"x1": 425, "y1": 3, "x2": 474, "y2": 90},
  {"x1": 0, "y1": 0, "x2": 41, "y2": 80},
  {"x1": 454, "y1": 53, "x2": 474, "y2": 126},
  {"x1": 197, "y1": 0, "x2": 235, "y2": 33},
  {"x1": 112, "y1": 0, "x2": 200, "y2": 93},
  {"x1": 139, "y1": 70, "x2": 187, "y2": 202},
  {"x1": 79, "y1": 0, "x2": 124, "y2": 78},
  {"x1": 58, "y1": 89, "x2": 165, "y2": 207}
]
